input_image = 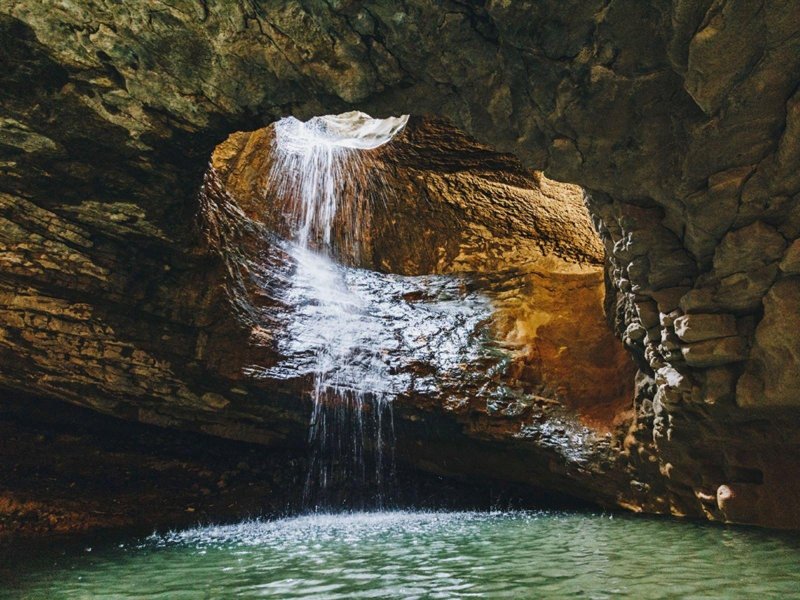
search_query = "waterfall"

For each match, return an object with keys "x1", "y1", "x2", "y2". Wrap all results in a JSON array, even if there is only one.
[{"x1": 268, "y1": 112, "x2": 409, "y2": 509}]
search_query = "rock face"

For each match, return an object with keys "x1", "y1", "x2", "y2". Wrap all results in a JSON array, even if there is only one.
[
  {"x1": 214, "y1": 116, "x2": 636, "y2": 425},
  {"x1": 1, "y1": 1, "x2": 800, "y2": 529},
  {"x1": 200, "y1": 116, "x2": 638, "y2": 502}
]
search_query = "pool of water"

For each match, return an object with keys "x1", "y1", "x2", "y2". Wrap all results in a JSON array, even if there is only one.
[{"x1": 2, "y1": 511, "x2": 799, "y2": 599}]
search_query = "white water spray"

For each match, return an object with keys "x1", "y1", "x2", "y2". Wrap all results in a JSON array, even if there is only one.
[{"x1": 268, "y1": 111, "x2": 409, "y2": 507}]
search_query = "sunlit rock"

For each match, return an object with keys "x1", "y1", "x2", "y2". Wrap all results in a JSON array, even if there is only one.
[{"x1": 2, "y1": 0, "x2": 800, "y2": 532}]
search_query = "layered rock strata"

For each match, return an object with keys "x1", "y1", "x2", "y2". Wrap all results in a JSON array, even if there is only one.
[
  {"x1": 1, "y1": 1, "x2": 800, "y2": 529},
  {"x1": 199, "y1": 116, "x2": 640, "y2": 502}
]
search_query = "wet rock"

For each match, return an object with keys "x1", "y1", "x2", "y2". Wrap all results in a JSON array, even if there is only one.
[
  {"x1": 1, "y1": 0, "x2": 800, "y2": 530},
  {"x1": 210, "y1": 117, "x2": 634, "y2": 436}
]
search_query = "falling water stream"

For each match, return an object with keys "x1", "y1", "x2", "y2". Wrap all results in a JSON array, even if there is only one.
[{"x1": 267, "y1": 112, "x2": 410, "y2": 508}]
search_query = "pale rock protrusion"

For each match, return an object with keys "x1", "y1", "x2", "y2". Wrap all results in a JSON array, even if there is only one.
[
  {"x1": 717, "y1": 484, "x2": 735, "y2": 511},
  {"x1": 624, "y1": 321, "x2": 647, "y2": 344},
  {"x1": 673, "y1": 313, "x2": 737, "y2": 343},
  {"x1": 659, "y1": 308, "x2": 682, "y2": 328},
  {"x1": 655, "y1": 365, "x2": 692, "y2": 394},
  {"x1": 659, "y1": 329, "x2": 681, "y2": 351},
  {"x1": 644, "y1": 343, "x2": 666, "y2": 371}
]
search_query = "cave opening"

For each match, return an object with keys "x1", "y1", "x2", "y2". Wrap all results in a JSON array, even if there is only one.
[{"x1": 199, "y1": 111, "x2": 636, "y2": 511}]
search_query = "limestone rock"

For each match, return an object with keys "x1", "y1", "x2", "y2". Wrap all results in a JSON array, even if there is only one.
[
  {"x1": 211, "y1": 118, "x2": 634, "y2": 432},
  {"x1": 684, "y1": 166, "x2": 753, "y2": 265},
  {"x1": 780, "y1": 240, "x2": 800, "y2": 274},
  {"x1": 712, "y1": 222, "x2": 786, "y2": 279},
  {"x1": 651, "y1": 287, "x2": 691, "y2": 314},
  {"x1": 1, "y1": 0, "x2": 800, "y2": 529},
  {"x1": 680, "y1": 264, "x2": 781, "y2": 314},
  {"x1": 673, "y1": 313, "x2": 737, "y2": 343},
  {"x1": 738, "y1": 278, "x2": 800, "y2": 408},
  {"x1": 681, "y1": 336, "x2": 747, "y2": 368}
]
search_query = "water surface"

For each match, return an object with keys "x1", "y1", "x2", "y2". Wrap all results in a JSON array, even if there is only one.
[{"x1": 2, "y1": 510, "x2": 799, "y2": 599}]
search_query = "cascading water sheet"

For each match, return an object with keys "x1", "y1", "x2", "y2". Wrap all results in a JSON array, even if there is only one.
[
  {"x1": 258, "y1": 111, "x2": 498, "y2": 509},
  {"x1": 267, "y1": 112, "x2": 408, "y2": 507}
]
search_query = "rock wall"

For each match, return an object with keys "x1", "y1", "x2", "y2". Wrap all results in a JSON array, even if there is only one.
[
  {"x1": 198, "y1": 117, "x2": 639, "y2": 505},
  {"x1": 1, "y1": 1, "x2": 800, "y2": 528},
  {"x1": 209, "y1": 116, "x2": 635, "y2": 431}
]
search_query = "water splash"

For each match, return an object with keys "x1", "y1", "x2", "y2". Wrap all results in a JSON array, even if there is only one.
[{"x1": 267, "y1": 112, "x2": 408, "y2": 508}]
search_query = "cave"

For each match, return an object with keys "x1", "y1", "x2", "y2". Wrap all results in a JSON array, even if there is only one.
[
  {"x1": 198, "y1": 112, "x2": 637, "y2": 508},
  {"x1": 2, "y1": 2, "x2": 800, "y2": 597}
]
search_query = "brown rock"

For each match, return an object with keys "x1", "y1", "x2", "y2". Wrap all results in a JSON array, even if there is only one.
[
  {"x1": 738, "y1": 277, "x2": 800, "y2": 408},
  {"x1": 681, "y1": 264, "x2": 780, "y2": 313},
  {"x1": 712, "y1": 222, "x2": 786, "y2": 279},
  {"x1": 2, "y1": 0, "x2": 800, "y2": 530},
  {"x1": 716, "y1": 484, "x2": 762, "y2": 525},
  {"x1": 780, "y1": 240, "x2": 800, "y2": 274},
  {"x1": 681, "y1": 336, "x2": 747, "y2": 368},
  {"x1": 651, "y1": 287, "x2": 691, "y2": 314}
]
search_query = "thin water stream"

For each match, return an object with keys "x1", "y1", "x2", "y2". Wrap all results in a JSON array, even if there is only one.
[{"x1": 2, "y1": 511, "x2": 799, "y2": 599}]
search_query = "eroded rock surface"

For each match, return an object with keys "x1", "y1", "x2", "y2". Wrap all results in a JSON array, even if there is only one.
[
  {"x1": 199, "y1": 117, "x2": 638, "y2": 505},
  {"x1": 210, "y1": 117, "x2": 633, "y2": 429},
  {"x1": 2, "y1": 1, "x2": 800, "y2": 529}
]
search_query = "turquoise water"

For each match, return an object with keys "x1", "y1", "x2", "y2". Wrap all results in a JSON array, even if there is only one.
[{"x1": 2, "y1": 511, "x2": 799, "y2": 599}]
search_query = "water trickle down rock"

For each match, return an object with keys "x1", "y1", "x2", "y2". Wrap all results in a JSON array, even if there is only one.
[{"x1": 265, "y1": 112, "x2": 413, "y2": 508}]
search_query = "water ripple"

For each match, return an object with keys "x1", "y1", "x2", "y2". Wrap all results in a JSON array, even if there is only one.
[{"x1": 2, "y1": 511, "x2": 800, "y2": 599}]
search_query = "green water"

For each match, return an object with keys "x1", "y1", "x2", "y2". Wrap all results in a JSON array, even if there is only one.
[{"x1": 2, "y1": 511, "x2": 799, "y2": 599}]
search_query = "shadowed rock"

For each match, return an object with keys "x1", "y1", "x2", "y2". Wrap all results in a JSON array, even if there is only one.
[{"x1": 1, "y1": 1, "x2": 800, "y2": 530}]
